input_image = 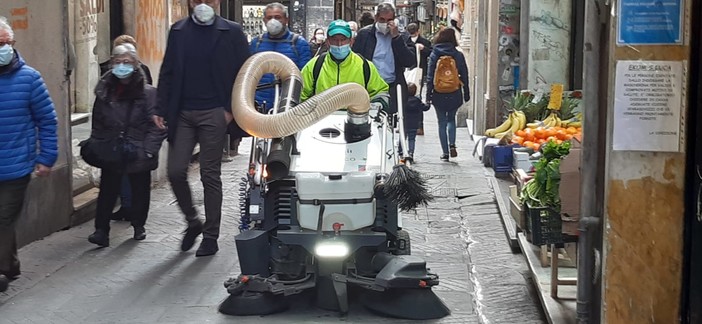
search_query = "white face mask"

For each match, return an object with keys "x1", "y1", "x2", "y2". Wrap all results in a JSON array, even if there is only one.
[
  {"x1": 315, "y1": 34, "x2": 325, "y2": 42},
  {"x1": 376, "y1": 22, "x2": 388, "y2": 34},
  {"x1": 266, "y1": 19, "x2": 284, "y2": 35},
  {"x1": 194, "y1": 3, "x2": 215, "y2": 24},
  {"x1": 0, "y1": 44, "x2": 13, "y2": 66},
  {"x1": 411, "y1": 35, "x2": 419, "y2": 42}
]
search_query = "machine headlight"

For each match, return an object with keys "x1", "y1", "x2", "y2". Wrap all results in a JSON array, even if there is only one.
[{"x1": 314, "y1": 241, "x2": 350, "y2": 258}]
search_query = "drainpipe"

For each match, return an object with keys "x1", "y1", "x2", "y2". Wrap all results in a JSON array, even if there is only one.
[{"x1": 577, "y1": 0, "x2": 607, "y2": 322}]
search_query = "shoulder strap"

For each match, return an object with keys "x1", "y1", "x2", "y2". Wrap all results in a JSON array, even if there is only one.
[
  {"x1": 254, "y1": 35, "x2": 263, "y2": 52},
  {"x1": 361, "y1": 57, "x2": 370, "y2": 89},
  {"x1": 312, "y1": 53, "x2": 370, "y2": 95},
  {"x1": 312, "y1": 52, "x2": 326, "y2": 95},
  {"x1": 290, "y1": 33, "x2": 299, "y2": 58}
]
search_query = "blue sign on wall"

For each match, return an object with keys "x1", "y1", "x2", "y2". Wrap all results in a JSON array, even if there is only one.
[{"x1": 617, "y1": 0, "x2": 683, "y2": 45}]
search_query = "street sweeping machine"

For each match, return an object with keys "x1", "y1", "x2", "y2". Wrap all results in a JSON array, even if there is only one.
[{"x1": 219, "y1": 52, "x2": 450, "y2": 320}]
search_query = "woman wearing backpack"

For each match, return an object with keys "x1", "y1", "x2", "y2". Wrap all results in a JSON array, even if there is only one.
[{"x1": 426, "y1": 28, "x2": 470, "y2": 161}]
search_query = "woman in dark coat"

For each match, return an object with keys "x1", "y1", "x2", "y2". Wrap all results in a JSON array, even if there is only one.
[
  {"x1": 426, "y1": 28, "x2": 470, "y2": 162},
  {"x1": 87, "y1": 44, "x2": 166, "y2": 247},
  {"x1": 309, "y1": 28, "x2": 328, "y2": 57}
]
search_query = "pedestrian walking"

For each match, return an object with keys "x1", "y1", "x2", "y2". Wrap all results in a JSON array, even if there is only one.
[
  {"x1": 98, "y1": 34, "x2": 154, "y2": 222},
  {"x1": 426, "y1": 28, "x2": 470, "y2": 162},
  {"x1": 84, "y1": 44, "x2": 166, "y2": 247},
  {"x1": 353, "y1": 2, "x2": 416, "y2": 115},
  {"x1": 406, "y1": 23, "x2": 432, "y2": 135},
  {"x1": 155, "y1": 0, "x2": 250, "y2": 257},
  {"x1": 309, "y1": 28, "x2": 327, "y2": 57},
  {"x1": 250, "y1": 2, "x2": 311, "y2": 111},
  {"x1": 0, "y1": 17, "x2": 58, "y2": 292},
  {"x1": 398, "y1": 82, "x2": 430, "y2": 161}
]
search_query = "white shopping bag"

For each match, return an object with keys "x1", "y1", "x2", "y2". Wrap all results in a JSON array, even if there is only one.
[{"x1": 404, "y1": 43, "x2": 423, "y2": 86}]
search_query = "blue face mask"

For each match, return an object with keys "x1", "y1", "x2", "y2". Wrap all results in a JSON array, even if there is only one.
[
  {"x1": 329, "y1": 44, "x2": 351, "y2": 60},
  {"x1": 112, "y1": 63, "x2": 135, "y2": 79},
  {"x1": 0, "y1": 44, "x2": 14, "y2": 66}
]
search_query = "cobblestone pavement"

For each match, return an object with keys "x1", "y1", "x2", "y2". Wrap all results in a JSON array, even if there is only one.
[{"x1": 0, "y1": 111, "x2": 545, "y2": 324}]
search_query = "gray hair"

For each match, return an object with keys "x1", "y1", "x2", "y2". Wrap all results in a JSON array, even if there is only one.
[
  {"x1": 264, "y1": 2, "x2": 288, "y2": 18},
  {"x1": 112, "y1": 44, "x2": 138, "y2": 61},
  {"x1": 375, "y1": 3, "x2": 395, "y2": 16},
  {"x1": 0, "y1": 16, "x2": 14, "y2": 40}
]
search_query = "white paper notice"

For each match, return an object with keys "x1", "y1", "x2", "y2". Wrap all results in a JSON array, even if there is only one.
[{"x1": 613, "y1": 60, "x2": 683, "y2": 152}]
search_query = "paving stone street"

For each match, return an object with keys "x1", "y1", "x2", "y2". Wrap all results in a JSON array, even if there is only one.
[{"x1": 0, "y1": 112, "x2": 545, "y2": 323}]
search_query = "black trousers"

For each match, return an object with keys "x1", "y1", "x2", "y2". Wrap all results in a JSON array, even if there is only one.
[
  {"x1": 167, "y1": 109, "x2": 227, "y2": 240},
  {"x1": 95, "y1": 169, "x2": 152, "y2": 232},
  {"x1": 0, "y1": 175, "x2": 31, "y2": 278}
]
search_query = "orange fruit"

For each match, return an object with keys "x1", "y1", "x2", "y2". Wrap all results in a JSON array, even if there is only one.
[
  {"x1": 533, "y1": 143, "x2": 541, "y2": 151},
  {"x1": 512, "y1": 136, "x2": 524, "y2": 145},
  {"x1": 516, "y1": 130, "x2": 526, "y2": 137},
  {"x1": 523, "y1": 141, "x2": 535, "y2": 149}
]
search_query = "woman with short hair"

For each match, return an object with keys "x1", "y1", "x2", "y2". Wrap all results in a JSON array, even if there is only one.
[{"x1": 86, "y1": 44, "x2": 166, "y2": 247}]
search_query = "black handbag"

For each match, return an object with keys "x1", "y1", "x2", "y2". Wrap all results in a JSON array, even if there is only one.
[{"x1": 79, "y1": 102, "x2": 138, "y2": 169}]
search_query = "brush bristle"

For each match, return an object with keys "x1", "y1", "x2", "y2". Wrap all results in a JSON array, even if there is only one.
[{"x1": 384, "y1": 164, "x2": 434, "y2": 211}]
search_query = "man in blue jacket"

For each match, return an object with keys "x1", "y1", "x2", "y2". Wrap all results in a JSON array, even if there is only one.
[
  {"x1": 0, "y1": 17, "x2": 58, "y2": 292},
  {"x1": 352, "y1": 2, "x2": 416, "y2": 115},
  {"x1": 250, "y1": 2, "x2": 311, "y2": 111},
  {"x1": 154, "y1": 0, "x2": 250, "y2": 257}
]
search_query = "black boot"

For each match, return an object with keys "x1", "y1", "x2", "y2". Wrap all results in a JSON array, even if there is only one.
[
  {"x1": 181, "y1": 221, "x2": 203, "y2": 252},
  {"x1": 88, "y1": 229, "x2": 109, "y2": 247},
  {"x1": 0, "y1": 274, "x2": 8, "y2": 292},
  {"x1": 133, "y1": 226, "x2": 146, "y2": 241},
  {"x1": 196, "y1": 238, "x2": 219, "y2": 257}
]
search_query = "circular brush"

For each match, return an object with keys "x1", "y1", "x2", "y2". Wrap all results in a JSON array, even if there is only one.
[{"x1": 384, "y1": 163, "x2": 434, "y2": 211}]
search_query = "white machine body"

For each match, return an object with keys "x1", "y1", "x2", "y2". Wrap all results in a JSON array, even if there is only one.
[{"x1": 290, "y1": 112, "x2": 396, "y2": 231}]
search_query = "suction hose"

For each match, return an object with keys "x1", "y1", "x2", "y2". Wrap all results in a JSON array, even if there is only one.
[{"x1": 231, "y1": 52, "x2": 371, "y2": 139}]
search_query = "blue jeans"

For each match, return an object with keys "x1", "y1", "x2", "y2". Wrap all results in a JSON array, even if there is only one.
[
  {"x1": 435, "y1": 109, "x2": 457, "y2": 155},
  {"x1": 399, "y1": 129, "x2": 418, "y2": 155}
]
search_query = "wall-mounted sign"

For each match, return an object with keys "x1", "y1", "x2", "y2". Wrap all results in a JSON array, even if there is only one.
[
  {"x1": 613, "y1": 61, "x2": 683, "y2": 152},
  {"x1": 617, "y1": 0, "x2": 683, "y2": 45}
]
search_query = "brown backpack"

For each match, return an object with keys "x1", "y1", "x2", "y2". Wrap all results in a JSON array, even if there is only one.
[{"x1": 433, "y1": 55, "x2": 462, "y2": 93}]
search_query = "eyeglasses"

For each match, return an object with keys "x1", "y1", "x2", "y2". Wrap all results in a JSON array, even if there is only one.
[{"x1": 112, "y1": 59, "x2": 136, "y2": 65}]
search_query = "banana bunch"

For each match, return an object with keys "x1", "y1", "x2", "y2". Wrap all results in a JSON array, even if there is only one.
[
  {"x1": 561, "y1": 112, "x2": 583, "y2": 128},
  {"x1": 485, "y1": 111, "x2": 526, "y2": 138},
  {"x1": 541, "y1": 112, "x2": 562, "y2": 128}
]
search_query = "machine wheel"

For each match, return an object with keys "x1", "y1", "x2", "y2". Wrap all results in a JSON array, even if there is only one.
[{"x1": 393, "y1": 230, "x2": 411, "y2": 255}]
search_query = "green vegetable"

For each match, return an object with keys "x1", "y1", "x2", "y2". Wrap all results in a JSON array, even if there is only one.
[{"x1": 520, "y1": 140, "x2": 571, "y2": 212}]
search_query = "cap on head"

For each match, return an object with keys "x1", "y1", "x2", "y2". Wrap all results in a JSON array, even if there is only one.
[{"x1": 327, "y1": 20, "x2": 352, "y2": 38}]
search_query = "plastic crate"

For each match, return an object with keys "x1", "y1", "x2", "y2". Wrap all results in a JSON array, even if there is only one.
[
  {"x1": 492, "y1": 145, "x2": 514, "y2": 173},
  {"x1": 525, "y1": 203, "x2": 563, "y2": 245}
]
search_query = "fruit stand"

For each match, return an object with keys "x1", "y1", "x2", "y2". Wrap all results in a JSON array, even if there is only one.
[{"x1": 479, "y1": 85, "x2": 583, "y2": 301}]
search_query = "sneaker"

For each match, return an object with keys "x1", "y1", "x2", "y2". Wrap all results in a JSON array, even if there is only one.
[
  {"x1": 133, "y1": 226, "x2": 146, "y2": 241},
  {"x1": 440, "y1": 154, "x2": 449, "y2": 162},
  {"x1": 196, "y1": 238, "x2": 219, "y2": 257},
  {"x1": 181, "y1": 221, "x2": 204, "y2": 252},
  {"x1": 450, "y1": 145, "x2": 458, "y2": 158},
  {"x1": 88, "y1": 230, "x2": 110, "y2": 247},
  {"x1": 0, "y1": 274, "x2": 8, "y2": 292}
]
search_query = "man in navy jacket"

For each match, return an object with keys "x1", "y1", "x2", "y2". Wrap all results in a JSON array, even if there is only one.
[
  {"x1": 155, "y1": 0, "x2": 251, "y2": 257},
  {"x1": 0, "y1": 17, "x2": 58, "y2": 292},
  {"x1": 352, "y1": 2, "x2": 416, "y2": 114}
]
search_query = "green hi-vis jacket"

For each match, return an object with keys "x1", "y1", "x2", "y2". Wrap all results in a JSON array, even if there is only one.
[{"x1": 300, "y1": 52, "x2": 389, "y2": 103}]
